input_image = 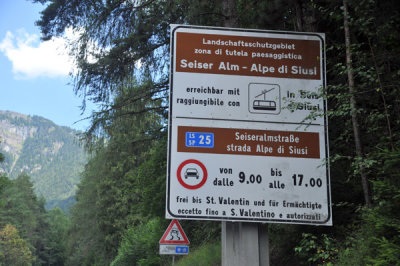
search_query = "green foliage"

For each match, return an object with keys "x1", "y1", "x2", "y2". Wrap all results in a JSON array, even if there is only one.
[
  {"x1": 0, "y1": 174, "x2": 45, "y2": 243},
  {"x1": 111, "y1": 218, "x2": 167, "y2": 266},
  {"x1": 176, "y1": 242, "x2": 221, "y2": 266},
  {"x1": 179, "y1": 220, "x2": 220, "y2": 248},
  {"x1": 134, "y1": 137, "x2": 167, "y2": 219},
  {"x1": 268, "y1": 224, "x2": 305, "y2": 265},
  {"x1": 294, "y1": 233, "x2": 339, "y2": 265},
  {"x1": 65, "y1": 78, "x2": 166, "y2": 265},
  {"x1": 335, "y1": 207, "x2": 400, "y2": 266},
  {"x1": 334, "y1": 159, "x2": 400, "y2": 265},
  {"x1": 0, "y1": 175, "x2": 11, "y2": 195},
  {"x1": 0, "y1": 224, "x2": 34, "y2": 266},
  {"x1": 45, "y1": 196, "x2": 76, "y2": 212},
  {"x1": 44, "y1": 208, "x2": 71, "y2": 265},
  {"x1": 35, "y1": 0, "x2": 174, "y2": 106},
  {"x1": 368, "y1": 237, "x2": 400, "y2": 266},
  {"x1": 0, "y1": 173, "x2": 71, "y2": 265},
  {"x1": 65, "y1": 152, "x2": 108, "y2": 265}
]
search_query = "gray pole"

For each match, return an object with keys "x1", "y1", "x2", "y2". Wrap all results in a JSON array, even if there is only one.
[
  {"x1": 220, "y1": 1, "x2": 270, "y2": 265},
  {"x1": 222, "y1": 222, "x2": 269, "y2": 266}
]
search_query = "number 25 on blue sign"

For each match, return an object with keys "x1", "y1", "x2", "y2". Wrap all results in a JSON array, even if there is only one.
[{"x1": 185, "y1": 132, "x2": 214, "y2": 148}]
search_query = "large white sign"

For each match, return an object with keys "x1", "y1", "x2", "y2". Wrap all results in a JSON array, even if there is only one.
[{"x1": 166, "y1": 25, "x2": 331, "y2": 225}]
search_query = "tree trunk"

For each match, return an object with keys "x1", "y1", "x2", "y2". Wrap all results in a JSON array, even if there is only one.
[
  {"x1": 294, "y1": 0, "x2": 304, "y2": 31},
  {"x1": 343, "y1": 0, "x2": 372, "y2": 207},
  {"x1": 222, "y1": 0, "x2": 237, "y2": 27},
  {"x1": 367, "y1": 38, "x2": 395, "y2": 151}
]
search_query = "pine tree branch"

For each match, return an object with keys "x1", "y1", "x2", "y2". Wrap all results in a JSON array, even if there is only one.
[{"x1": 367, "y1": 37, "x2": 395, "y2": 151}]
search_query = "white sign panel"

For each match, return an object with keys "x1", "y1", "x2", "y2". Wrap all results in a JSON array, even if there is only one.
[
  {"x1": 159, "y1": 245, "x2": 189, "y2": 255},
  {"x1": 166, "y1": 25, "x2": 331, "y2": 225}
]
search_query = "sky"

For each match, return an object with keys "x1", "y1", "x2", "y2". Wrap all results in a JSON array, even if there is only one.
[{"x1": 0, "y1": 0, "x2": 96, "y2": 131}]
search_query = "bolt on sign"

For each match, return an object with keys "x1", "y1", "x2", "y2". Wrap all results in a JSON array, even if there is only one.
[{"x1": 166, "y1": 25, "x2": 332, "y2": 225}]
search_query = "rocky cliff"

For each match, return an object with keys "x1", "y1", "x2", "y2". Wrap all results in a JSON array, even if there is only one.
[{"x1": 0, "y1": 110, "x2": 86, "y2": 210}]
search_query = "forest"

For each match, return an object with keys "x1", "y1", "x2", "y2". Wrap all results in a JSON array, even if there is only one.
[{"x1": 1, "y1": 0, "x2": 400, "y2": 265}]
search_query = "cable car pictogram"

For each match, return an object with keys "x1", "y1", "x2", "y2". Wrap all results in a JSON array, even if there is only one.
[{"x1": 252, "y1": 88, "x2": 277, "y2": 111}]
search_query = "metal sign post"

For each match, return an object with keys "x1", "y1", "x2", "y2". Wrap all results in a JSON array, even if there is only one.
[{"x1": 222, "y1": 222, "x2": 269, "y2": 266}]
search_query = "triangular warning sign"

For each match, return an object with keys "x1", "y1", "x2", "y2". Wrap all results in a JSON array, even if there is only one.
[{"x1": 159, "y1": 220, "x2": 190, "y2": 244}]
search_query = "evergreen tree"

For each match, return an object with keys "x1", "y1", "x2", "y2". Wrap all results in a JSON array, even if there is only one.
[
  {"x1": 0, "y1": 173, "x2": 69, "y2": 265},
  {"x1": 0, "y1": 224, "x2": 34, "y2": 265}
]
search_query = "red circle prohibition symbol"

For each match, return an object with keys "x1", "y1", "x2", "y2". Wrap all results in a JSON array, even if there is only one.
[{"x1": 177, "y1": 159, "x2": 208, "y2": 189}]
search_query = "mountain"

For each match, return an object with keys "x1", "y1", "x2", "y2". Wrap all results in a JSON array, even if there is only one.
[{"x1": 0, "y1": 110, "x2": 86, "y2": 211}]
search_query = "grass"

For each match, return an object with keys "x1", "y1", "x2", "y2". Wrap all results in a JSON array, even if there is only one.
[{"x1": 175, "y1": 242, "x2": 221, "y2": 266}]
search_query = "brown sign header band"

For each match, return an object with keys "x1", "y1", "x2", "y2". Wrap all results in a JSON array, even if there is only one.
[
  {"x1": 178, "y1": 126, "x2": 320, "y2": 159},
  {"x1": 175, "y1": 32, "x2": 322, "y2": 80}
]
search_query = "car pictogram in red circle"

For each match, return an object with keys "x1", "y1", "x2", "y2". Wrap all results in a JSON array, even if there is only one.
[{"x1": 177, "y1": 159, "x2": 207, "y2": 189}]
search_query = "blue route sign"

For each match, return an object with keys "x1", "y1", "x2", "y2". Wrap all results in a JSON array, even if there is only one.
[
  {"x1": 175, "y1": 246, "x2": 189, "y2": 254},
  {"x1": 185, "y1": 132, "x2": 214, "y2": 148}
]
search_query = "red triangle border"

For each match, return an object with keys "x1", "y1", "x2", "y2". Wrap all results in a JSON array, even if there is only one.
[{"x1": 159, "y1": 219, "x2": 190, "y2": 244}]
